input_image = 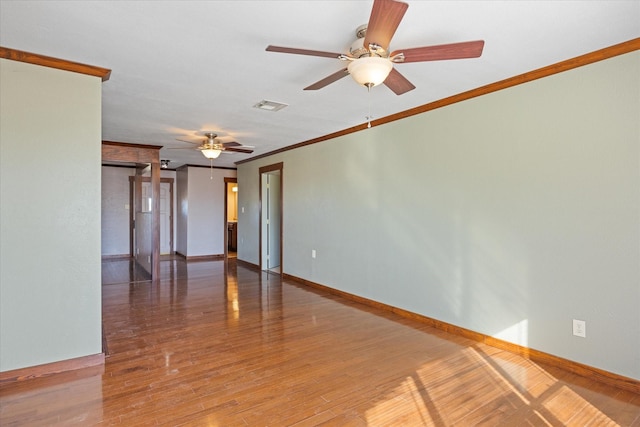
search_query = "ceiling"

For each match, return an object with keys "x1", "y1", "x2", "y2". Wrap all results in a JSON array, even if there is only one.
[{"x1": 1, "y1": 1, "x2": 638, "y2": 169}]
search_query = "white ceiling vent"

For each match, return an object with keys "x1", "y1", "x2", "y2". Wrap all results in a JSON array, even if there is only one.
[{"x1": 253, "y1": 100, "x2": 288, "y2": 112}]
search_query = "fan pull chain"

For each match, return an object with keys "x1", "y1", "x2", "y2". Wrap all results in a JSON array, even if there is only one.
[
  {"x1": 210, "y1": 158, "x2": 213, "y2": 180},
  {"x1": 366, "y1": 83, "x2": 373, "y2": 128}
]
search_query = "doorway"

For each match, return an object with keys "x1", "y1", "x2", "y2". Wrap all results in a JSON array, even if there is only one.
[
  {"x1": 224, "y1": 177, "x2": 238, "y2": 259},
  {"x1": 260, "y1": 163, "x2": 283, "y2": 274},
  {"x1": 130, "y1": 177, "x2": 174, "y2": 256}
]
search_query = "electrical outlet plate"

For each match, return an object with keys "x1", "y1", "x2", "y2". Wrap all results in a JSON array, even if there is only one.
[
  {"x1": 311, "y1": 249, "x2": 316, "y2": 259},
  {"x1": 573, "y1": 319, "x2": 586, "y2": 338}
]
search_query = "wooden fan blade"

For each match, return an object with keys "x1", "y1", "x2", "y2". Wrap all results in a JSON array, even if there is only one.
[
  {"x1": 221, "y1": 141, "x2": 241, "y2": 147},
  {"x1": 304, "y1": 68, "x2": 349, "y2": 90},
  {"x1": 384, "y1": 68, "x2": 415, "y2": 95},
  {"x1": 224, "y1": 147, "x2": 254, "y2": 154},
  {"x1": 391, "y1": 40, "x2": 485, "y2": 63},
  {"x1": 266, "y1": 45, "x2": 342, "y2": 59},
  {"x1": 363, "y1": 0, "x2": 409, "y2": 52}
]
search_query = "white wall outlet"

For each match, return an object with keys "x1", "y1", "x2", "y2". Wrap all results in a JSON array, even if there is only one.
[
  {"x1": 241, "y1": 206, "x2": 245, "y2": 213},
  {"x1": 573, "y1": 319, "x2": 586, "y2": 338},
  {"x1": 311, "y1": 249, "x2": 316, "y2": 259}
]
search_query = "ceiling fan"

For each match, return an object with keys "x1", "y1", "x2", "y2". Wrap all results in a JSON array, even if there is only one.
[
  {"x1": 266, "y1": 0, "x2": 484, "y2": 95},
  {"x1": 173, "y1": 132, "x2": 254, "y2": 159}
]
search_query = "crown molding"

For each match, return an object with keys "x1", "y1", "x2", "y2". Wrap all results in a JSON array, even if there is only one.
[{"x1": 0, "y1": 46, "x2": 111, "y2": 81}]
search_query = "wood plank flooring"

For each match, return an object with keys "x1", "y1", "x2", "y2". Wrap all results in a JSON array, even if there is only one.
[{"x1": 1, "y1": 257, "x2": 639, "y2": 426}]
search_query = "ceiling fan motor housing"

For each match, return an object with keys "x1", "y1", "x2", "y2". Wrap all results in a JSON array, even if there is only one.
[{"x1": 350, "y1": 26, "x2": 388, "y2": 58}]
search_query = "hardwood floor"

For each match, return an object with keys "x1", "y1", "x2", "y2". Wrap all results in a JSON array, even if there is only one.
[{"x1": 1, "y1": 258, "x2": 639, "y2": 426}]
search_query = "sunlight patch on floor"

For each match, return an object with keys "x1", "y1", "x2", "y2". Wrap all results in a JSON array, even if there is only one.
[
  {"x1": 542, "y1": 384, "x2": 618, "y2": 426},
  {"x1": 364, "y1": 345, "x2": 617, "y2": 425},
  {"x1": 364, "y1": 376, "x2": 434, "y2": 426}
]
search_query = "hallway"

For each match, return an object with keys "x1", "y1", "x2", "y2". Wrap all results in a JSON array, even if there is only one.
[{"x1": 1, "y1": 257, "x2": 638, "y2": 425}]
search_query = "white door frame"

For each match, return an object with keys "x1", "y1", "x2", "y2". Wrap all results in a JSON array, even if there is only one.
[{"x1": 259, "y1": 162, "x2": 283, "y2": 273}]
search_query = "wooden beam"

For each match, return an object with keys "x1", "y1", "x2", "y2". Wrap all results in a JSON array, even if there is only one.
[
  {"x1": 102, "y1": 141, "x2": 160, "y2": 164},
  {"x1": 151, "y1": 161, "x2": 160, "y2": 280}
]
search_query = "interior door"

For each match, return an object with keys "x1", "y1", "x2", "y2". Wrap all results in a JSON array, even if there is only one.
[
  {"x1": 267, "y1": 172, "x2": 281, "y2": 269},
  {"x1": 132, "y1": 166, "x2": 153, "y2": 279},
  {"x1": 141, "y1": 181, "x2": 171, "y2": 255},
  {"x1": 260, "y1": 166, "x2": 282, "y2": 272},
  {"x1": 261, "y1": 175, "x2": 269, "y2": 268}
]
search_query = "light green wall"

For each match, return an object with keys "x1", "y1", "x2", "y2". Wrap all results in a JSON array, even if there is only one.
[
  {"x1": 238, "y1": 51, "x2": 640, "y2": 379},
  {"x1": 0, "y1": 59, "x2": 103, "y2": 371}
]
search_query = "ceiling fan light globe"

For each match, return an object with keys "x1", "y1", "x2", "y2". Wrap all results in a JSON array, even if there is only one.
[
  {"x1": 347, "y1": 57, "x2": 393, "y2": 87},
  {"x1": 202, "y1": 149, "x2": 222, "y2": 159}
]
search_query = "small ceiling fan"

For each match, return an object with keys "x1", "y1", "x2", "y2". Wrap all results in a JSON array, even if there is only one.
[
  {"x1": 172, "y1": 132, "x2": 254, "y2": 159},
  {"x1": 266, "y1": 0, "x2": 484, "y2": 95}
]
